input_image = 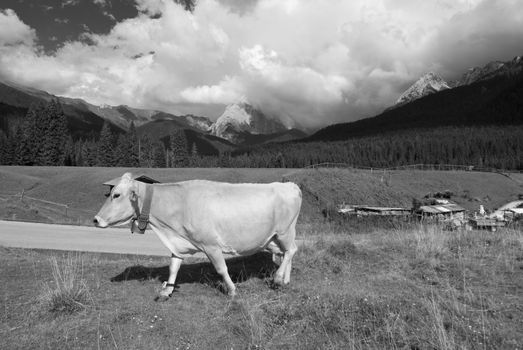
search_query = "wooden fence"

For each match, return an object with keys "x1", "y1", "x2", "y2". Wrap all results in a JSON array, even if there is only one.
[{"x1": 304, "y1": 162, "x2": 523, "y2": 173}]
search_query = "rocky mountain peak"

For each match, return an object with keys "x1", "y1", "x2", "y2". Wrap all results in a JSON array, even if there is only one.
[
  {"x1": 395, "y1": 72, "x2": 450, "y2": 106},
  {"x1": 210, "y1": 101, "x2": 288, "y2": 143}
]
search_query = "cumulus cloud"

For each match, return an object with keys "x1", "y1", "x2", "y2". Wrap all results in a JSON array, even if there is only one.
[
  {"x1": 180, "y1": 76, "x2": 242, "y2": 104},
  {"x1": 0, "y1": 0, "x2": 521, "y2": 128},
  {"x1": 0, "y1": 9, "x2": 36, "y2": 46}
]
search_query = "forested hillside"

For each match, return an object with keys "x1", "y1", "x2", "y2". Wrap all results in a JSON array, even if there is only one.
[
  {"x1": 228, "y1": 126, "x2": 522, "y2": 169},
  {"x1": 1, "y1": 105, "x2": 521, "y2": 170}
]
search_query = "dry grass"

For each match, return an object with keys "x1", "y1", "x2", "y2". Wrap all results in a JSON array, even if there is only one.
[
  {"x1": 39, "y1": 254, "x2": 90, "y2": 313},
  {"x1": 1, "y1": 224, "x2": 522, "y2": 349}
]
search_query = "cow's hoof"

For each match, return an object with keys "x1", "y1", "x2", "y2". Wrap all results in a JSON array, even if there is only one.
[
  {"x1": 273, "y1": 275, "x2": 284, "y2": 287},
  {"x1": 154, "y1": 295, "x2": 171, "y2": 302}
]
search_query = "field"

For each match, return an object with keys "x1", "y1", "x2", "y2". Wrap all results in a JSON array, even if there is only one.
[
  {"x1": 1, "y1": 166, "x2": 522, "y2": 225},
  {"x1": 0, "y1": 167, "x2": 296, "y2": 225},
  {"x1": 1, "y1": 225, "x2": 522, "y2": 349},
  {"x1": 1, "y1": 166, "x2": 522, "y2": 349}
]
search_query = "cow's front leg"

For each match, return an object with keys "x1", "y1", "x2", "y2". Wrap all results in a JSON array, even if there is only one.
[
  {"x1": 156, "y1": 254, "x2": 182, "y2": 301},
  {"x1": 205, "y1": 248, "x2": 236, "y2": 296}
]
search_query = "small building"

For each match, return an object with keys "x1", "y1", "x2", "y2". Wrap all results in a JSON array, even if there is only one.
[
  {"x1": 490, "y1": 200, "x2": 523, "y2": 221},
  {"x1": 417, "y1": 203, "x2": 465, "y2": 220},
  {"x1": 338, "y1": 205, "x2": 411, "y2": 217},
  {"x1": 469, "y1": 218, "x2": 506, "y2": 232},
  {"x1": 103, "y1": 174, "x2": 160, "y2": 190}
]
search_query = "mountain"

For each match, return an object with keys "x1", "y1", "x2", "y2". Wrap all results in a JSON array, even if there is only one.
[
  {"x1": 392, "y1": 56, "x2": 523, "y2": 109},
  {"x1": 0, "y1": 79, "x2": 124, "y2": 139},
  {"x1": 210, "y1": 101, "x2": 289, "y2": 143},
  {"x1": 184, "y1": 115, "x2": 213, "y2": 132},
  {"x1": 0, "y1": 79, "x2": 217, "y2": 139},
  {"x1": 455, "y1": 56, "x2": 523, "y2": 86},
  {"x1": 0, "y1": 79, "x2": 303, "y2": 147},
  {"x1": 305, "y1": 64, "x2": 523, "y2": 142},
  {"x1": 60, "y1": 98, "x2": 153, "y2": 130},
  {"x1": 395, "y1": 72, "x2": 450, "y2": 107}
]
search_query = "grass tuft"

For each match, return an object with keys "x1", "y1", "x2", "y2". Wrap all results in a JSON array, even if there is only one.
[
  {"x1": 40, "y1": 254, "x2": 90, "y2": 314},
  {"x1": 225, "y1": 299, "x2": 266, "y2": 349},
  {"x1": 327, "y1": 239, "x2": 358, "y2": 260}
]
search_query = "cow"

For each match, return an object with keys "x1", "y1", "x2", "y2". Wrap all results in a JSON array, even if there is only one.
[{"x1": 93, "y1": 173, "x2": 302, "y2": 299}]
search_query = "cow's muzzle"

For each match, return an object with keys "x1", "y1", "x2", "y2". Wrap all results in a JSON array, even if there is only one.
[{"x1": 93, "y1": 215, "x2": 108, "y2": 228}]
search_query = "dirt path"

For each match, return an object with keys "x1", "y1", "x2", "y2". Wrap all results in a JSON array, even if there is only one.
[{"x1": 0, "y1": 220, "x2": 170, "y2": 256}]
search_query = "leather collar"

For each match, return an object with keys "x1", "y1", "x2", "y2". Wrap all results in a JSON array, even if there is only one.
[{"x1": 130, "y1": 184, "x2": 154, "y2": 234}]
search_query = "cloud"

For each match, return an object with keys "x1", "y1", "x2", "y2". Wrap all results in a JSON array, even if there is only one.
[
  {"x1": 0, "y1": 9, "x2": 36, "y2": 46},
  {"x1": 180, "y1": 76, "x2": 242, "y2": 104},
  {"x1": 0, "y1": 0, "x2": 521, "y2": 128},
  {"x1": 425, "y1": 0, "x2": 523, "y2": 76},
  {"x1": 62, "y1": 0, "x2": 80, "y2": 7},
  {"x1": 54, "y1": 18, "x2": 69, "y2": 24}
]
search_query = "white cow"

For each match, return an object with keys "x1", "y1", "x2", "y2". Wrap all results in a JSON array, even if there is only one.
[{"x1": 94, "y1": 173, "x2": 302, "y2": 298}]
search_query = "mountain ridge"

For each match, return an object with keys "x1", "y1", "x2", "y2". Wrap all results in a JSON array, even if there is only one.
[
  {"x1": 0, "y1": 79, "x2": 306, "y2": 147},
  {"x1": 304, "y1": 58, "x2": 523, "y2": 143}
]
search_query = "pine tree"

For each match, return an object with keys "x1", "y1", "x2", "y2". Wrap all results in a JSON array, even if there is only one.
[
  {"x1": 63, "y1": 136, "x2": 75, "y2": 166},
  {"x1": 169, "y1": 130, "x2": 188, "y2": 167},
  {"x1": 114, "y1": 122, "x2": 139, "y2": 167},
  {"x1": 5, "y1": 132, "x2": 17, "y2": 165},
  {"x1": 14, "y1": 126, "x2": 32, "y2": 165},
  {"x1": 0, "y1": 130, "x2": 8, "y2": 164},
  {"x1": 97, "y1": 122, "x2": 116, "y2": 166},
  {"x1": 22, "y1": 104, "x2": 41, "y2": 164},
  {"x1": 47, "y1": 100, "x2": 68, "y2": 165},
  {"x1": 189, "y1": 142, "x2": 199, "y2": 167},
  {"x1": 139, "y1": 134, "x2": 153, "y2": 167},
  {"x1": 115, "y1": 134, "x2": 130, "y2": 166},
  {"x1": 35, "y1": 100, "x2": 68, "y2": 165},
  {"x1": 153, "y1": 142, "x2": 166, "y2": 168},
  {"x1": 128, "y1": 122, "x2": 139, "y2": 167}
]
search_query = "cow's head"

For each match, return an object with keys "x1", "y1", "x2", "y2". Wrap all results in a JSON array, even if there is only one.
[{"x1": 94, "y1": 173, "x2": 139, "y2": 228}]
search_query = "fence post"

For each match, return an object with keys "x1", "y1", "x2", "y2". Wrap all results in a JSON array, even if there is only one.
[
  {"x1": 65, "y1": 205, "x2": 68, "y2": 217},
  {"x1": 20, "y1": 189, "x2": 24, "y2": 201}
]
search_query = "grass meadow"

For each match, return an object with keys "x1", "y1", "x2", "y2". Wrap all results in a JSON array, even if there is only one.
[
  {"x1": 1, "y1": 166, "x2": 522, "y2": 225},
  {"x1": 1, "y1": 222, "x2": 522, "y2": 349},
  {"x1": 1, "y1": 166, "x2": 522, "y2": 348}
]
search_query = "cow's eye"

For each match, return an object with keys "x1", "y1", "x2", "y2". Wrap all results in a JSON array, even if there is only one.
[{"x1": 113, "y1": 193, "x2": 120, "y2": 199}]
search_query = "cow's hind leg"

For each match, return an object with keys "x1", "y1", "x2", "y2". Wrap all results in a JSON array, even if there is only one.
[
  {"x1": 273, "y1": 240, "x2": 297, "y2": 286},
  {"x1": 273, "y1": 217, "x2": 298, "y2": 286},
  {"x1": 156, "y1": 254, "x2": 182, "y2": 301},
  {"x1": 205, "y1": 248, "x2": 236, "y2": 296},
  {"x1": 282, "y1": 241, "x2": 297, "y2": 284}
]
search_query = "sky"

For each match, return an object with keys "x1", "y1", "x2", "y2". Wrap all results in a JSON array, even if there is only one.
[{"x1": 0, "y1": 0, "x2": 522, "y2": 128}]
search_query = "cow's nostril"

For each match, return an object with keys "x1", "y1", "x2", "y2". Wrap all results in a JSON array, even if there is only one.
[{"x1": 93, "y1": 218, "x2": 99, "y2": 225}]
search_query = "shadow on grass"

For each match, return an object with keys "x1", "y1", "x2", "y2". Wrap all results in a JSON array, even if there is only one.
[{"x1": 110, "y1": 252, "x2": 277, "y2": 290}]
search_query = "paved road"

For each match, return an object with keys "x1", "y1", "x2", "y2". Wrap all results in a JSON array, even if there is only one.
[
  {"x1": 0, "y1": 220, "x2": 170, "y2": 256},
  {"x1": 0, "y1": 220, "x2": 308, "y2": 257}
]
